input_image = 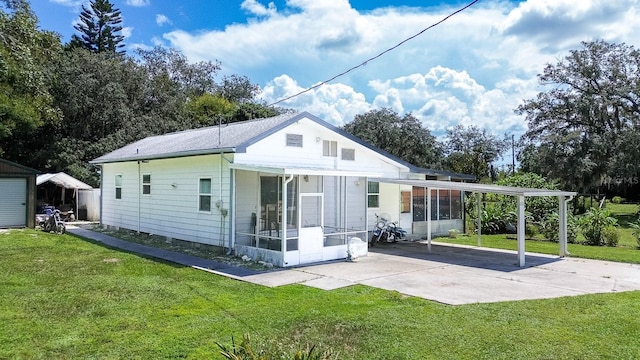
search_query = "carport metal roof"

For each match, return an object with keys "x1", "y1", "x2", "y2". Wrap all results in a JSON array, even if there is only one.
[{"x1": 379, "y1": 178, "x2": 577, "y2": 267}]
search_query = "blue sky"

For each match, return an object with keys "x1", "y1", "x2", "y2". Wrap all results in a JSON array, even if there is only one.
[{"x1": 32, "y1": 0, "x2": 640, "y2": 138}]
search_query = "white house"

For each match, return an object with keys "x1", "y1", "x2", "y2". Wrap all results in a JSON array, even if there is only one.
[{"x1": 91, "y1": 112, "x2": 472, "y2": 267}]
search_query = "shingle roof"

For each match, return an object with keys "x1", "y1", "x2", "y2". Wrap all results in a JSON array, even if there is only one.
[{"x1": 91, "y1": 112, "x2": 303, "y2": 164}]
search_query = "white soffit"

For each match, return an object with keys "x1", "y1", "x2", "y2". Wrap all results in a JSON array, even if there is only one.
[{"x1": 230, "y1": 163, "x2": 382, "y2": 178}]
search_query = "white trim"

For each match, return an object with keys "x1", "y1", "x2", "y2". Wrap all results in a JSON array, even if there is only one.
[
  {"x1": 379, "y1": 178, "x2": 576, "y2": 197},
  {"x1": 230, "y1": 163, "x2": 382, "y2": 178}
]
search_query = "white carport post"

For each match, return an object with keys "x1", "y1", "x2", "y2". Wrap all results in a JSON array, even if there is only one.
[
  {"x1": 558, "y1": 195, "x2": 569, "y2": 257},
  {"x1": 477, "y1": 192, "x2": 482, "y2": 246},
  {"x1": 517, "y1": 195, "x2": 526, "y2": 267},
  {"x1": 426, "y1": 187, "x2": 432, "y2": 253}
]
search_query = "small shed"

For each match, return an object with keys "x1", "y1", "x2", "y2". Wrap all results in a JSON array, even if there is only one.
[{"x1": 0, "y1": 158, "x2": 39, "y2": 228}]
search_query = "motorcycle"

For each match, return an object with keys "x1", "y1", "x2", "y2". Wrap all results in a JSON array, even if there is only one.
[
  {"x1": 370, "y1": 213, "x2": 399, "y2": 246},
  {"x1": 43, "y1": 208, "x2": 66, "y2": 235},
  {"x1": 386, "y1": 221, "x2": 407, "y2": 241}
]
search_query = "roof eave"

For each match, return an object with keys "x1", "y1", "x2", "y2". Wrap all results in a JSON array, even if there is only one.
[{"x1": 91, "y1": 147, "x2": 236, "y2": 164}]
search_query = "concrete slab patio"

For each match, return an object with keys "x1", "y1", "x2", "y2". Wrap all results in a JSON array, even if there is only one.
[
  {"x1": 243, "y1": 241, "x2": 640, "y2": 305},
  {"x1": 67, "y1": 226, "x2": 640, "y2": 305}
]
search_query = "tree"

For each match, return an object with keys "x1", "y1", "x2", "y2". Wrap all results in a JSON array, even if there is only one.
[
  {"x1": 0, "y1": 0, "x2": 62, "y2": 157},
  {"x1": 517, "y1": 40, "x2": 640, "y2": 192},
  {"x1": 443, "y1": 124, "x2": 509, "y2": 181},
  {"x1": 342, "y1": 108, "x2": 443, "y2": 168},
  {"x1": 70, "y1": 0, "x2": 125, "y2": 54}
]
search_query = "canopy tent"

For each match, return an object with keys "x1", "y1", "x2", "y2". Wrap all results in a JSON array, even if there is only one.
[
  {"x1": 380, "y1": 179, "x2": 577, "y2": 267},
  {"x1": 36, "y1": 173, "x2": 93, "y2": 214},
  {"x1": 37, "y1": 172, "x2": 93, "y2": 189}
]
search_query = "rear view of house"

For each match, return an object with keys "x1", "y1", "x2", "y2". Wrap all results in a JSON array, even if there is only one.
[{"x1": 92, "y1": 112, "x2": 470, "y2": 266}]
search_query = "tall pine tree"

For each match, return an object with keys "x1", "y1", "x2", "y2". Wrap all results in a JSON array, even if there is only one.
[{"x1": 70, "y1": 0, "x2": 125, "y2": 54}]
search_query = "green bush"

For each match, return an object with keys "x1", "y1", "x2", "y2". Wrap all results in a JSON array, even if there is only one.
[
  {"x1": 540, "y1": 212, "x2": 578, "y2": 243},
  {"x1": 611, "y1": 196, "x2": 626, "y2": 204},
  {"x1": 579, "y1": 207, "x2": 618, "y2": 246},
  {"x1": 602, "y1": 227, "x2": 620, "y2": 247},
  {"x1": 628, "y1": 218, "x2": 640, "y2": 248}
]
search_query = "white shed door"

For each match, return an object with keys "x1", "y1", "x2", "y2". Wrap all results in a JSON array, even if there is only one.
[{"x1": 0, "y1": 178, "x2": 27, "y2": 227}]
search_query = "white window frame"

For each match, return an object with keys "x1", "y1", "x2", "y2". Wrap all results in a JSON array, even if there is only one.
[
  {"x1": 115, "y1": 174, "x2": 122, "y2": 199},
  {"x1": 367, "y1": 181, "x2": 379, "y2": 208},
  {"x1": 323, "y1": 140, "x2": 337, "y2": 157},
  {"x1": 142, "y1": 173, "x2": 151, "y2": 195},
  {"x1": 198, "y1": 178, "x2": 212, "y2": 212}
]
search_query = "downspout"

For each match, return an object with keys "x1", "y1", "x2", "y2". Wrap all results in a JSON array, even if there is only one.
[
  {"x1": 99, "y1": 165, "x2": 104, "y2": 226},
  {"x1": 220, "y1": 152, "x2": 234, "y2": 255},
  {"x1": 137, "y1": 160, "x2": 141, "y2": 233}
]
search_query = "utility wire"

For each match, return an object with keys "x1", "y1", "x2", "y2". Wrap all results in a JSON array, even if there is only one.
[{"x1": 268, "y1": 0, "x2": 480, "y2": 106}]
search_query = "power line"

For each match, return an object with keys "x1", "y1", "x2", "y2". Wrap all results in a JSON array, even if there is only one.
[{"x1": 267, "y1": 0, "x2": 480, "y2": 107}]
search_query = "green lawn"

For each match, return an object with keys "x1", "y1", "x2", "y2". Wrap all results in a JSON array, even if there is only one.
[{"x1": 2, "y1": 229, "x2": 640, "y2": 359}]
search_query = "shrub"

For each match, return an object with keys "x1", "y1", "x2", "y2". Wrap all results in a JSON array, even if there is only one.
[
  {"x1": 602, "y1": 227, "x2": 619, "y2": 247},
  {"x1": 579, "y1": 207, "x2": 618, "y2": 246},
  {"x1": 540, "y1": 212, "x2": 578, "y2": 243},
  {"x1": 628, "y1": 219, "x2": 640, "y2": 248},
  {"x1": 217, "y1": 334, "x2": 335, "y2": 360},
  {"x1": 611, "y1": 196, "x2": 625, "y2": 204}
]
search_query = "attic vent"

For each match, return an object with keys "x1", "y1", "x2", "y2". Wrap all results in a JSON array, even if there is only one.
[
  {"x1": 341, "y1": 148, "x2": 355, "y2": 161},
  {"x1": 286, "y1": 134, "x2": 303, "y2": 147}
]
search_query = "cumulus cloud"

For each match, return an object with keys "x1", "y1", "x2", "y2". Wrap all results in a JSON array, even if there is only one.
[
  {"x1": 261, "y1": 75, "x2": 371, "y2": 126},
  {"x1": 161, "y1": 0, "x2": 640, "y2": 136},
  {"x1": 241, "y1": 0, "x2": 277, "y2": 17},
  {"x1": 156, "y1": 14, "x2": 172, "y2": 26}
]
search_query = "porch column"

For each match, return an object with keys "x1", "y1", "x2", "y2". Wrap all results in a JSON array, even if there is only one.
[
  {"x1": 517, "y1": 195, "x2": 526, "y2": 267},
  {"x1": 426, "y1": 187, "x2": 432, "y2": 253},
  {"x1": 477, "y1": 192, "x2": 482, "y2": 246},
  {"x1": 558, "y1": 195, "x2": 568, "y2": 257}
]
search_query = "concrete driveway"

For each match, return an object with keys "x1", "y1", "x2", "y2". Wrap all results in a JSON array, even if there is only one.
[{"x1": 242, "y1": 241, "x2": 640, "y2": 305}]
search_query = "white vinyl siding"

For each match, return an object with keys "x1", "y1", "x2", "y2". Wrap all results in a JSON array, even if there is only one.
[{"x1": 101, "y1": 155, "x2": 231, "y2": 247}]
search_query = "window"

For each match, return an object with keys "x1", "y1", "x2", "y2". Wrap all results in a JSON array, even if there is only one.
[
  {"x1": 323, "y1": 140, "x2": 337, "y2": 157},
  {"x1": 115, "y1": 174, "x2": 122, "y2": 199},
  {"x1": 367, "y1": 181, "x2": 379, "y2": 208},
  {"x1": 438, "y1": 189, "x2": 451, "y2": 220},
  {"x1": 412, "y1": 187, "x2": 425, "y2": 221},
  {"x1": 401, "y1": 191, "x2": 411, "y2": 213},
  {"x1": 142, "y1": 174, "x2": 151, "y2": 195},
  {"x1": 286, "y1": 133, "x2": 303, "y2": 147},
  {"x1": 341, "y1": 148, "x2": 355, "y2": 161},
  {"x1": 199, "y1": 178, "x2": 212, "y2": 212},
  {"x1": 450, "y1": 190, "x2": 462, "y2": 219}
]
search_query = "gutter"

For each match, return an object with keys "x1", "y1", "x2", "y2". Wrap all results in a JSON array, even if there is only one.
[{"x1": 90, "y1": 147, "x2": 236, "y2": 165}]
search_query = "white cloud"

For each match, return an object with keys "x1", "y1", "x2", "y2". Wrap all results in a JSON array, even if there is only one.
[
  {"x1": 161, "y1": 0, "x2": 640, "y2": 136},
  {"x1": 156, "y1": 14, "x2": 172, "y2": 26},
  {"x1": 125, "y1": 0, "x2": 150, "y2": 6},
  {"x1": 121, "y1": 26, "x2": 133, "y2": 39},
  {"x1": 260, "y1": 75, "x2": 370, "y2": 126},
  {"x1": 241, "y1": 0, "x2": 277, "y2": 17}
]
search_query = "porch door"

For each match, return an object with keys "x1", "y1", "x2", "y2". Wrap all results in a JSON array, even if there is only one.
[{"x1": 298, "y1": 193, "x2": 324, "y2": 264}]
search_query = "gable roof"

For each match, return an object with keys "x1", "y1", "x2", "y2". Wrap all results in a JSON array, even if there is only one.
[
  {"x1": 0, "y1": 158, "x2": 39, "y2": 175},
  {"x1": 92, "y1": 112, "x2": 304, "y2": 164},
  {"x1": 37, "y1": 172, "x2": 93, "y2": 189},
  {"x1": 89, "y1": 111, "x2": 474, "y2": 181}
]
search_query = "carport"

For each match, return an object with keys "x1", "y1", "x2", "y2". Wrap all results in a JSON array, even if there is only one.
[{"x1": 380, "y1": 179, "x2": 577, "y2": 267}]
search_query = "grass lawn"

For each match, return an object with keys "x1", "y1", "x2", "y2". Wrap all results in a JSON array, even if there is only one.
[{"x1": 2, "y1": 229, "x2": 640, "y2": 359}]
